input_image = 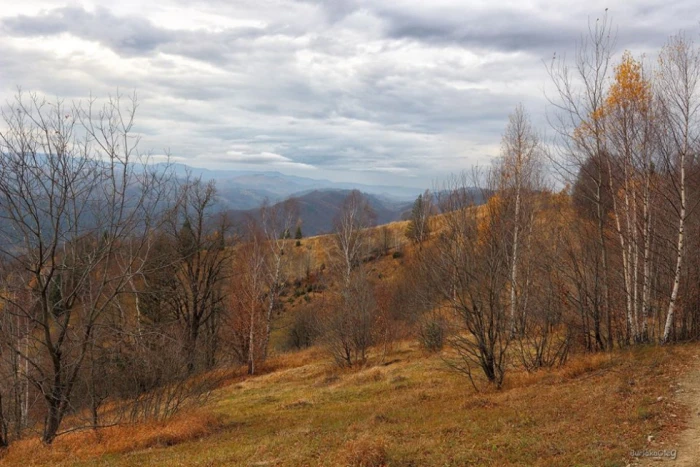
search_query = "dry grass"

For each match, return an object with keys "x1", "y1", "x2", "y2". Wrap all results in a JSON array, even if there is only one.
[
  {"x1": 3, "y1": 341, "x2": 698, "y2": 467},
  {"x1": 1, "y1": 410, "x2": 223, "y2": 466},
  {"x1": 340, "y1": 437, "x2": 388, "y2": 467}
]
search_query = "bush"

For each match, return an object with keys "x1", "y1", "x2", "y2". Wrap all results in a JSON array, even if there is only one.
[
  {"x1": 419, "y1": 318, "x2": 446, "y2": 352},
  {"x1": 285, "y1": 309, "x2": 321, "y2": 350},
  {"x1": 323, "y1": 272, "x2": 378, "y2": 368}
]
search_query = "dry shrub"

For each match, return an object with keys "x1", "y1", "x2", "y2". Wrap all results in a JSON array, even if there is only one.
[
  {"x1": 418, "y1": 316, "x2": 447, "y2": 352},
  {"x1": 339, "y1": 437, "x2": 388, "y2": 467},
  {"x1": 460, "y1": 396, "x2": 497, "y2": 410},
  {"x1": 371, "y1": 413, "x2": 395, "y2": 425},
  {"x1": 500, "y1": 352, "x2": 614, "y2": 390},
  {"x1": 265, "y1": 346, "x2": 326, "y2": 373},
  {"x1": 501, "y1": 367, "x2": 559, "y2": 390},
  {"x1": 559, "y1": 352, "x2": 614, "y2": 380},
  {"x1": 0, "y1": 410, "x2": 222, "y2": 465}
]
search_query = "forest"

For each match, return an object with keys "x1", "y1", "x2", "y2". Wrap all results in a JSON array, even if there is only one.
[{"x1": 0, "y1": 16, "x2": 699, "y2": 462}]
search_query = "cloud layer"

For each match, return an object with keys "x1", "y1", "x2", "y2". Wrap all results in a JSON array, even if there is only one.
[{"x1": 1, "y1": 0, "x2": 698, "y2": 187}]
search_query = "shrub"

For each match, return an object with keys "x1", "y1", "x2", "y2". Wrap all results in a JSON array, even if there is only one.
[
  {"x1": 419, "y1": 318, "x2": 446, "y2": 352},
  {"x1": 285, "y1": 309, "x2": 321, "y2": 350},
  {"x1": 323, "y1": 272, "x2": 378, "y2": 368}
]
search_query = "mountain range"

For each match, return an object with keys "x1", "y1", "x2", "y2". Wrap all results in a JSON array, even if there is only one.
[
  {"x1": 161, "y1": 163, "x2": 424, "y2": 235},
  {"x1": 226, "y1": 189, "x2": 415, "y2": 237},
  {"x1": 161, "y1": 163, "x2": 424, "y2": 210}
]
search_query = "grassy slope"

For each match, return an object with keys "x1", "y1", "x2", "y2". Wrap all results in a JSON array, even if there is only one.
[
  {"x1": 5, "y1": 214, "x2": 698, "y2": 466},
  {"x1": 6, "y1": 342, "x2": 697, "y2": 467}
]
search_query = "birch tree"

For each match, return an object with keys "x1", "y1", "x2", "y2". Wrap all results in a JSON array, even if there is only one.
[
  {"x1": 497, "y1": 104, "x2": 543, "y2": 336},
  {"x1": 333, "y1": 190, "x2": 375, "y2": 285},
  {"x1": 657, "y1": 33, "x2": 700, "y2": 343},
  {"x1": 259, "y1": 199, "x2": 299, "y2": 361},
  {"x1": 546, "y1": 13, "x2": 616, "y2": 349},
  {"x1": 602, "y1": 52, "x2": 656, "y2": 343}
]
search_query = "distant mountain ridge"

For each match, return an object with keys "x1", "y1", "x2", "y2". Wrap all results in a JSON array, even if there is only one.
[
  {"x1": 156, "y1": 162, "x2": 424, "y2": 210},
  {"x1": 226, "y1": 189, "x2": 414, "y2": 236}
]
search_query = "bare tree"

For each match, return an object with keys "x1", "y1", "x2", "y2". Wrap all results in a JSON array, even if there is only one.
[
  {"x1": 546, "y1": 12, "x2": 616, "y2": 350},
  {"x1": 226, "y1": 198, "x2": 299, "y2": 375},
  {"x1": 161, "y1": 177, "x2": 231, "y2": 372},
  {"x1": 516, "y1": 194, "x2": 572, "y2": 369},
  {"x1": 333, "y1": 190, "x2": 376, "y2": 285},
  {"x1": 322, "y1": 269, "x2": 378, "y2": 367},
  {"x1": 229, "y1": 223, "x2": 267, "y2": 375},
  {"x1": 599, "y1": 52, "x2": 658, "y2": 343},
  {"x1": 321, "y1": 191, "x2": 378, "y2": 367},
  {"x1": 0, "y1": 91, "x2": 169, "y2": 443},
  {"x1": 497, "y1": 104, "x2": 544, "y2": 336},
  {"x1": 425, "y1": 173, "x2": 511, "y2": 389},
  {"x1": 259, "y1": 198, "x2": 299, "y2": 360}
]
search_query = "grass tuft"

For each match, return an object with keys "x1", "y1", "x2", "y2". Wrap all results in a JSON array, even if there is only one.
[{"x1": 339, "y1": 437, "x2": 388, "y2": 467}]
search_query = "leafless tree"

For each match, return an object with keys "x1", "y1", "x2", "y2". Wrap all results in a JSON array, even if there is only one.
[
  {"x1": 322, "y1": 191, "x2": 378, "y2": 367},
  {"x1": 497, "y1": 104, "x2": 544, "y2": 336},
  {"x1": 322, "y1": 269, "x2": 378, "y2": 367},
  {"x1": 229, "y1": 223, "x2": 267, "y2": 375},
  {"x1": 406, "y1": 190, "x2": 433, "y2": 248},
  {"x1": 546, "y1": 12, "x2": 616, "y2": 349},
  {"x1": 259, "y1": 198, "x2": 299, "y2": 360},
  {"x1": 332, "y1": 190, "x2": 376, "y2": 286},
  {"x1": 425, "y1": 173, "x2": 511, "y2": 389},
  {"x1": 160, "y1": 177, "x2": 231, "y2": 372},
  {"x1": 0, "y1": 91, "x2": 170, "y2": 443}
]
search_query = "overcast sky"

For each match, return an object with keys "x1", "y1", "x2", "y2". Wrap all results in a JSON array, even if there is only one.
[{"x1": 1, "y1": 1, "x2": 698, "y2": 187}]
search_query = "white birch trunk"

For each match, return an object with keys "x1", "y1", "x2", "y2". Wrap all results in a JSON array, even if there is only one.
[{"x1": 663, "y1": 159, "x2": 685, "y2": 342}]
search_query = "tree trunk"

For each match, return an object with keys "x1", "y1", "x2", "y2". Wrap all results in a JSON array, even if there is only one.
[{"x1": 663, "y1": 160, "x2": 685, "y2": 343}]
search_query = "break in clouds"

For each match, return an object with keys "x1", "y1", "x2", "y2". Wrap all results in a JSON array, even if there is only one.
[{"x1": 0, "y1": 0, "x2": 698, "y2": 186}]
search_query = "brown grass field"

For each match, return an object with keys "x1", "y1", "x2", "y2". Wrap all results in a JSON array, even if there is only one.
[{"x1": 2, "y1": 340, "x2": 697, "y2": 467}]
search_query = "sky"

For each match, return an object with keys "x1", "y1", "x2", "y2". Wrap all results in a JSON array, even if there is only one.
[{"x1": 1, "y1": 0, "x2": 699, "y2": 188}]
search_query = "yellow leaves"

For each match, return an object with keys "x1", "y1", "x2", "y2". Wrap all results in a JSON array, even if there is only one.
[
  {"x1": 606, "y1": 51, "x2": 652, "y2": 114},
  {"x1": 574, "y1": 51, "x2": 651, "y2": 142}
]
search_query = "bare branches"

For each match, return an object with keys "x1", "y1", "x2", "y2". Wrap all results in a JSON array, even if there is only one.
[
  {"x1": 333, "y1": 190, "x2": 376, "y2": 286},
  {"x1": 0, "y1": 91, "x2": 171, "y2": 443}
]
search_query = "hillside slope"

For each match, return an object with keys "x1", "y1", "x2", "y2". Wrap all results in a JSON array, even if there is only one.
[{"x1": 4, "y1": 343, "x2": 697, "y2": 466}]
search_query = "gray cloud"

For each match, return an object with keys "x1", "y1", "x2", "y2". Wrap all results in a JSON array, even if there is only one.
[
  {"x1": 2, "y1": 6, "x2": 174, "y2": 55},
  {"x1": 381, "y1": 9, "x2": 573, "y2": 52},
  {"x1": 1, "y1": 1, "x2": 699, "y2": 187}
]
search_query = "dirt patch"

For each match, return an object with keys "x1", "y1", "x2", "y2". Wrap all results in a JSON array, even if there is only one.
[{"x1": 637, "y1": 353, "x2": 700, "y2": 466}]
